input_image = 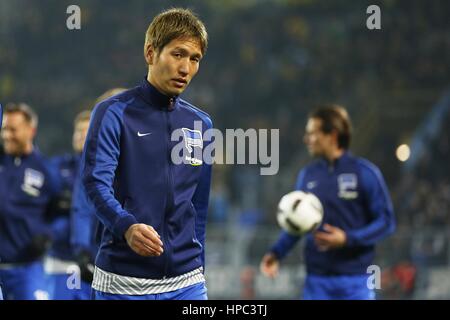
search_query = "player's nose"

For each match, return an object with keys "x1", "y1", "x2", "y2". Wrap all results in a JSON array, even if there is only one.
[
  {"x1": 303, "y1": 134, "x2": 309, "y2": 145},
  {"x1": 178, "y1": 60, "x2": 189, "y2": 77}
]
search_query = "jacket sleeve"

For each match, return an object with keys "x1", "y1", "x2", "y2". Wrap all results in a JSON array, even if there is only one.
[
  {"x1": 45, "y1": 157, "x2": 66, "y2": 237},
  {"x1": 269, "y1": 169, "x2": 306, "y2": 260},
  {"x1": 82, "y1": 102, "x2": 137, "y2": 240},
  {"x1": 345, "y1": 162, "x2": 396, "y2": 247},
  {"x1": 192, "y1": 117, "x2": 213, "y2": 270},
  {"x1": 71, "y1": 172, "x2": 96, "y2": 254},
  {"x1": 43, "y1": 156, "x2": 65, "y2": 239}
]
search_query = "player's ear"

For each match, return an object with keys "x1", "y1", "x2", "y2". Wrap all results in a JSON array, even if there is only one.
[
  {"x1": 31, "y1": 126, "x2": 37, "y2": 137},
  {"x1": 144, "y1": 44, "x2": 155, "y2": 66},
  {"x1": 28, "y1": 126, "x2": 37, "y2": 140},
  {"x1": 331, "y1": 130, "x2": 339, "y2": 145}
]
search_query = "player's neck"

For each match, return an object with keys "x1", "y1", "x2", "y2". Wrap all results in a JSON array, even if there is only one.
[
  {"x1": 21, "y1": 143, "x2": 34, "y2": 156},
  {"x1": 324, "y1": 147, "x2": 344, "y2": 163},
  {"x1": 9, "y1": 145, "x2": 33, "y2": 158}
]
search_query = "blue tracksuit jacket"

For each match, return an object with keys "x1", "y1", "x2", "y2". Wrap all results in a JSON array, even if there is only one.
[
  {"x1": 82, "y1": 79, "x2": 213, "y2": 279},
  {"x1": 0, "y1": 149, "x2": 61, "y2": 263},
  {"x1": 271, "y1": 152, "x2": 396, "y2": 275}
]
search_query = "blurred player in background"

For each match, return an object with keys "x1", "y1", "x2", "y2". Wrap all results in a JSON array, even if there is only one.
[
  {"x1": 70, "y1": 88, "x2": 126, "y2": 299},
  {"x1": 0, "y1": 103, "x2": 60, "y2": 300},
  {"x1": 82, "y1": 8, "x2": 213, "y2": 300},
  {"x1": 44, "y1": 110, "x2": 92, "y2": 300},
  {"x1": 260, "y1": 105, "x2": 396, "y2": 300}
]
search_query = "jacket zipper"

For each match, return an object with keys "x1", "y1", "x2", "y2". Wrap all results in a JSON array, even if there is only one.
[{"x1": 163, "y1": 103, "x2": 175, "y2": 277}]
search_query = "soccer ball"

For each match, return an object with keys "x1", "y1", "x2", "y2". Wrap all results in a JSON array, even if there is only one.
[{"x1": 277, "y1": 191, "x2": 324, "y2": 236}]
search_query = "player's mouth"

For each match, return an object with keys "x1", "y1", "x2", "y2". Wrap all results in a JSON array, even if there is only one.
[{"x1": 172, "y1": 78, "x2": 187, "y2": 88}]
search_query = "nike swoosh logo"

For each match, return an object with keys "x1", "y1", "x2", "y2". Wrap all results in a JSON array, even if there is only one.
[{"x1": 137, "y1": 131, "x2": 152, "y2": 137}]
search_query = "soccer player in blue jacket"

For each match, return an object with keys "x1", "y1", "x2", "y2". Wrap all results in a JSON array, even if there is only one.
[
  {"x1": 260, "y1": 105, "x2": 396, "y2": 300},
  {"x1": 81, "y1": 8, "x2": 212, "y2": 300},
  {"x1": 44, "y1": 110, "x2": 91, "y2": 299},
  {"x1": 0, "y1": 103, "x2": 61, "y2": 300}
]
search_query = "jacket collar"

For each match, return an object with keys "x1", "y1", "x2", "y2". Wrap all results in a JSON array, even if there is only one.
[
  {"x1": 4, "y1": 148, "x2": 39, "y2": 165},
  {"x1": 138, "y1": 77, "x2": 178, "y2": 111},
  {"x1": 319, "y1": 150, "x2": 351, "y2": 169}
]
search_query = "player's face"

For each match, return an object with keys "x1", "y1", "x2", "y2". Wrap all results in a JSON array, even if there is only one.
[
  {"x1": 147, "y1": 37, "x2": 203, "y2": 97},
  {"x1": 1, "y1": 112, "x2": 35, "y2": 156},
  {"x1": 72, "y1": 119, "x2": 90, "y2": 153},
  {"x1": 304, "y1": 118, "x2": 333, "y2": 157}
]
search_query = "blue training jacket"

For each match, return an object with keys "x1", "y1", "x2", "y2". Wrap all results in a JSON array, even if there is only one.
[
  {"x1": 82, "y1": 79, "x2": 213, "y2": 279},
  {"x1": 47, "y1": 153, "x2": 80, "y2": 261},
  {"x1": 71, "y1": 167, "x2": 99, "y2": 258},
  {"x1": 0, "y1": 149, "x2": 61, "y2": 263},
  {"x1": 271, "y1": 152, "x2": 396, "y2": 275}
]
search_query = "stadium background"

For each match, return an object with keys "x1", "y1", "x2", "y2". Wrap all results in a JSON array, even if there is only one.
[{"x1": 0, "y1": 0, "x2": 449, "y2": 299}]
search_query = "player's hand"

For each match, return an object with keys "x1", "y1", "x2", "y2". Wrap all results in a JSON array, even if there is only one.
[
  {"x1": 260, "y1": 253, "x2": 280, "y2": 278},
  {"x1": 125, "y1": 223, "x2": 163, "y2": 257},
  {"x1": 25, "y1": 234, "x2": 52, "y2": 260},
  {"x1": 313, "y1": 223, "x2": 347, "y2": 251}
]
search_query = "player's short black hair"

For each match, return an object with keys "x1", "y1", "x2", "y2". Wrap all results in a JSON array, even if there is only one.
[{"x1": 144, "y1": 8, "x2": 208, "y2": 57}]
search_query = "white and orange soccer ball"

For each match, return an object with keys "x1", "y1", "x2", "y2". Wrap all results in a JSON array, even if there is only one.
[{"x1": 277, "y1": 191, "x2": 324, "y2": 236}]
